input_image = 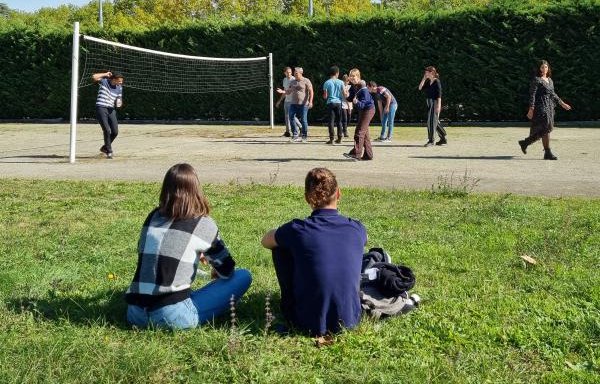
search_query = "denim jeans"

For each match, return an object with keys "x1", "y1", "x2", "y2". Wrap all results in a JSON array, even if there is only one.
[
  {"x1": 289, "y1": 104, "x2": 309, "y2": 138},
  {"x1": 284, "y1": 101, "x2": 301, "y2": 134},
  {"x1": 379, "y1": 103, "x2": 398, "y2": 139},
  {"x1": 127, "y1": 268, "x2": 252, "y2": 330}
]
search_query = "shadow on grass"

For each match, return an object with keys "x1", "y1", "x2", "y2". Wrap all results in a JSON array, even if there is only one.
[{"x1": 4, "y1": 289, "x2": 286, "y2": 335}]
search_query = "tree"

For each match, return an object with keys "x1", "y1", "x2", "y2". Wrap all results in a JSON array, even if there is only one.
[{"x1": 0, "y1": 2, "x2": 10, "y2": 17}]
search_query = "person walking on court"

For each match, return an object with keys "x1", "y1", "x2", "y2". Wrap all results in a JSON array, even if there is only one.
[
  {"x1": 518, "y1": 60, "x2": 572, "y2": 160},
  {"x1": 92, "y1": 71, "x2": 124, "y2": 159},
  {"x1": 343, "y1": 69, "x2": 375, "y2": 161},
  {"x1": 125, "y1": 163, "x2": 252, "y2": 330},
  {"x1": 368, "y1": 81, "x2": 398, "y2": 142},
  {"x1": 261, "y1": 167, "x2": 367, "y2": 336},
  {"x1": 418, "y1": 66, "x2": 447, "y2": 147},
  {"x1": 275, "y1": 66, "x2": 301, "y2": 137},
  {"x1": 322, "y1": 66, "x2": 345, "y2": 144},
  {"x1": 276, "y1": 67, "x2": 313, "y2": 142}
]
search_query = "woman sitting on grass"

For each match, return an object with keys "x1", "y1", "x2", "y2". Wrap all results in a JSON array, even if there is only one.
[{"x1": 125, "y1": 163, "x2": 252, "y2": 330}]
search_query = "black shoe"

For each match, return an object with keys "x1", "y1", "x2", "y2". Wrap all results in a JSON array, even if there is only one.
[
  {"x1": 100, "y1": 145, "x2": 108, "y2": 154},
  {"x1": 343, "y1": 133, "x2": 349, "y2": 138},
  {"x1": 435, "y1": 137, "x2": 447, "y2": 146},
  {"x1": 343, "y1": 153, "x2": 360, "y2": 161},
  {"x1": 544, "y1": 149, "x2": 557, "y2": 160},
  {"x1": 424, "y1": 141, "x2": 434, "y2": 147},
  {"x1": 325, "y1": 139, "x2": 334, "y2": 145},
  {"x1": 282, "y1": 131, "x2": 291, "y2": 137},
  {"x1": 107, "y1": 152, "x2": 113, "y2": 159},
  {"x1": 335, "y1": 138, "x2": 342, "y2": 144},
  {"x1": 518, "y1": 140, "x2": 528, "y2": 154}
]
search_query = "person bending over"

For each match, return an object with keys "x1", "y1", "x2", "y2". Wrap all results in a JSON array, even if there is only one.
[
  {"x1": 261, "y1": 167, "x2": 367, "y2": 336},
  {"x1": 125, "y1": 163, "x2": 252, "y2": 330}
]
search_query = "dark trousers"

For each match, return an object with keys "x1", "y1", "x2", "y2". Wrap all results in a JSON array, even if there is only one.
[
  {"x1": 426, "y1": 98, "x2": 446, "y2": 142},
  {"x1": 96, "y1": 106, "x2": 119, "y2": 152},
  {"x1": 271, "y1": 248, "x2": 295, "y2": 324},
  {"x1": 350, "y1": 107, "x2": 375, "y2": 160},
  {"x1": 326, "y1": 103, "x2": 343, "y2": 140},
  {"x1": 341, "y1": 108, "x2": 350, "y2": 135}
]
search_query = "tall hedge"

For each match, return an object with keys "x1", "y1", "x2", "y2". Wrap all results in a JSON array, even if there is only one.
[{"x1": 1, "y1": 3, "x2": 599, "y2": 122}]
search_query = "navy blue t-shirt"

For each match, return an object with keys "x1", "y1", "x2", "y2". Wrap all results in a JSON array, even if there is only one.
[{"x1": 275, "y1": 208, "x2": 367, "y2": 335}]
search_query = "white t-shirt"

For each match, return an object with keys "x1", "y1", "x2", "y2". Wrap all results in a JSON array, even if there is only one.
[{"x1": 283, "y1": 76, "x2": 294, "y2": 102}]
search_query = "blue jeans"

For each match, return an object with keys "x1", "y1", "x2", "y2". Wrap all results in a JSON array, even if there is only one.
[
  {"x1": 284, "y1": 101, "x2": 301, "y2": 134},
  {"x1": 127, "y1": 268, "x2": 252, "y2": 330},
  {"x1": 379, "y1": 103, "x2": 398, "y2": 139},
  {"x1": 289, "y1": 104, "x2": 309, "y2": 138}
]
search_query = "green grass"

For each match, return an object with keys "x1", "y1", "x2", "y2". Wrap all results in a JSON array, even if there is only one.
[{"x1": 0, "y1": 179, "x2": 599, "y2": 383}]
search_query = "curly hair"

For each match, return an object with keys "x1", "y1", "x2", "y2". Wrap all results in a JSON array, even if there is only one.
[{"x1": 305, "y1": 168, "x2": 338, "y2": 209}]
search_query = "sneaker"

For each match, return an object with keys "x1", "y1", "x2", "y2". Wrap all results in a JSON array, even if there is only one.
[
  {"x1": 325, "y1": 139, "x2": 334, "y2": 145},
  {"x1": 282, "y1": 131, "x2": 291, "y2": 137},
  {"x1": 435, "y1": 138, "x2": 447, "y2": 146},
  {"x1": 106, "y1": 152, "x2": 113, "y2": 159},
  {"x1": 290, "y1": 136, "x2": 302, "y2": 143},
  {"x1": 424, "y1": 141, "x2": 434, "y2": 147},
  {"x1": 301, "y1": 137, "x2": 308, "y2": 143},
  {"x1": 409, "y1": 293, "x2": 421, "y2": 307},
  {"x1": 343, "y1": 133, "x2": 349, "y2": 138},
  {"x1": 374, "y1": 137, "x2": 385, "y2": 142},
  {"x1": 335, "y1": 138, "x2": 342, "y2": 144},
  {"x1": 343, "y1": 153, "x2": 359, "y2": 161},
  {"x1": 100, "y1": 145, "x2": 108, "y2": 154},
  {"x1": 385, "y1": 137, "x2": 392, "y2": 142}
]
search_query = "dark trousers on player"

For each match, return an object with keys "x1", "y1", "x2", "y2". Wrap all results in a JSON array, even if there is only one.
[
  {"x1": 350, "y1": 107, "x2": 375, "y2": 160},
  {"x1": 96, "y1": 106, "x2": 119, "y2": 153},
  {"x1": 426, "y1": 98, "x2": 446, "y2": 143},
  {"x1": 271, "y1": 247, "x2": 296, "y2": 324},
  {"x1": 341, "y1": 108, "x2": 350, "y2": 136},
  {"x1": 327, "y1": 103, "x2": 343, "y2": 141}
]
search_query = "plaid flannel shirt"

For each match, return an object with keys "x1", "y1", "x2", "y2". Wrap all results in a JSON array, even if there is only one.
[{"x1": 125, "y1": 208, "x2": 235, "y2": 309}]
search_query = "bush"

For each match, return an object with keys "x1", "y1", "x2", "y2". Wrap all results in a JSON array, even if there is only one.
[{"x1": 1, "y1": 2, "x2": 599, "y2": 122}]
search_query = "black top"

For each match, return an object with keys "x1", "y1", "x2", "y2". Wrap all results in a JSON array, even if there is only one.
[{"x1": 423, "y1": 79, "x2": 442, "y2": 99}]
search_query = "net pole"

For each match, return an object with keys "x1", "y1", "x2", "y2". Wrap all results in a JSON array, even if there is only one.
[
  {"x1": 69, "y1": 21, "x2": 80, "y2": 164},
  {"x1": 268, "y1": 53, "x2": 274, "y2": 129}
]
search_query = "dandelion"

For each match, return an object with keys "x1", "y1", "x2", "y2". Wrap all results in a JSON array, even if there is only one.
[{"x1": 107, "y1": 273, "x2": 115, "y2": 280}]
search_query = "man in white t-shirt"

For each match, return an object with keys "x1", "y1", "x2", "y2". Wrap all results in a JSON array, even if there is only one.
[{"x1": 275, "y1": 67, "x2": 301, "y2": 137}]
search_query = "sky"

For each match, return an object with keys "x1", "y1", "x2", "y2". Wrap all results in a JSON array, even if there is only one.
[{"x1": 5, "y1": 0, "x2": 91, "y2": 12}]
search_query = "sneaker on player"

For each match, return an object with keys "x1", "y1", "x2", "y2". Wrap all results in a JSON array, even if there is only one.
[
  {"x1": 290, "y1": 136, "x2": 302, "y2": 143},
  {"x1": 107, "y1": 152, "x2": 113, "y2": 159},
  {"x1": 335, "y1": 138, "x2": 342, "y2": 144},
  {"x1": 325, "y1": 139, "x2": 334, "y2": 145},
  {"x1": 435, "y1": 137, "x2": 447, "y2": 146},
  {"x1": 100, "y1": 145, "x2": 108, "y2": 154},
  {"x1": 282, "y1": 131, "x2": 291, "y2": 137},
  {"x1": 424, "y1": 141, "x2": 434, "y2": 147},
  {"x1": 301, "y1": 136, "x2": 308, "y2": 143},
  {"x1": 342, "y1": 153, "x2": 359, "y2": 161}
]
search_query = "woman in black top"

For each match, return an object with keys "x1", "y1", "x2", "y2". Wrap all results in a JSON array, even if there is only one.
[
  {"x1": 418, "y1": 66, "x2": 447, "y2": 146},
  {"x1": 518, "y1": 60, "x2": 572, "y2": 160}
]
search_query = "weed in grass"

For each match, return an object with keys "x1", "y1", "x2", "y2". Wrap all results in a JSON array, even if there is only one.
[
  {"x1": 264, "y1": 291, "x2": 274, "y2": 335},
  {"x1": 431, "y1": 169, "x2": 480, "y2": 197}
]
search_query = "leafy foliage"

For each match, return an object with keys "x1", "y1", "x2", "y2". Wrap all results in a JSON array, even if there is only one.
[{"x1": 1, "y1": 1, "x2": 599, "y2": 121}]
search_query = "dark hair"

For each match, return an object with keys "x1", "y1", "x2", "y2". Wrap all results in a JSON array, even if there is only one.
[
  {"x1": 305, "y1": 167, "x2": 338, "y2": 209},
  {"x1": 329, "y1": 66, "x2": 340, "y2": 77},
  {"x1": 425, "y1": 66, "x2": 439, "y2": 78},
  {"x1": 368, "y1": 80, "x2": 378, "y2": 88},
  {"x1": 342, "y1": 74, "x2": 349, "y2": 82},
  {"x1": 111, "y1": 71, "x2": 124, "y2": 79},
  {"x1": 159, "y1": 163, "x2": 210, "y2": 220},
  {"x1": 536, "y1": 60, "x2": 552, "y2": 77},
  {"x1": 283, "y1": 66, "x2": 292, "y2": 72}
]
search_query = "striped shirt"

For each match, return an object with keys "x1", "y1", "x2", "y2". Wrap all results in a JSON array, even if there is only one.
[{"x1": 96, "y1": 78, "x2": 123, "y2": 108}]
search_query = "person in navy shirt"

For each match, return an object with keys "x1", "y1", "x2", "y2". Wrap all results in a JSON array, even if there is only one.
[
  {"x1": 343, "y1": 68, "x2": 375, "y2": 161},
  {"x1": 261, "y1": 167, "x2": 368, "y2": 336}
]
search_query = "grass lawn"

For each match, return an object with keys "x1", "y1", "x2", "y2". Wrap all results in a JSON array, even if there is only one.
[{"x1": 0, "y1": 179, "x2": 598, "y2": 383}]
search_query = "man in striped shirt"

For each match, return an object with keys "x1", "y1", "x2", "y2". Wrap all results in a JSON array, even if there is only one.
[{"x1": 92, "y1": 71, "x2": 124, "y2": 159}]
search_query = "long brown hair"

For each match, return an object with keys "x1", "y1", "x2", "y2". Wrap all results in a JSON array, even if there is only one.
[
  {"x1": 305, "y1": 167, "x2": 338, "y2": 209},
  {"x1": 425, "y1": 66, "x2": 439, "y2": 79},
  {"x1": 536, "y1": 60, "x2": 552, "y2": 78},
  {"x1": 158, "y1": 163, "x2": 210, "y2": 220}
]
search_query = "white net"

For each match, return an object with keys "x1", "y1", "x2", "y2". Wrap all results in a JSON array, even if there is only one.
[{"x1": 79, "y1": 35, "x2": 269, "y2": 93}]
